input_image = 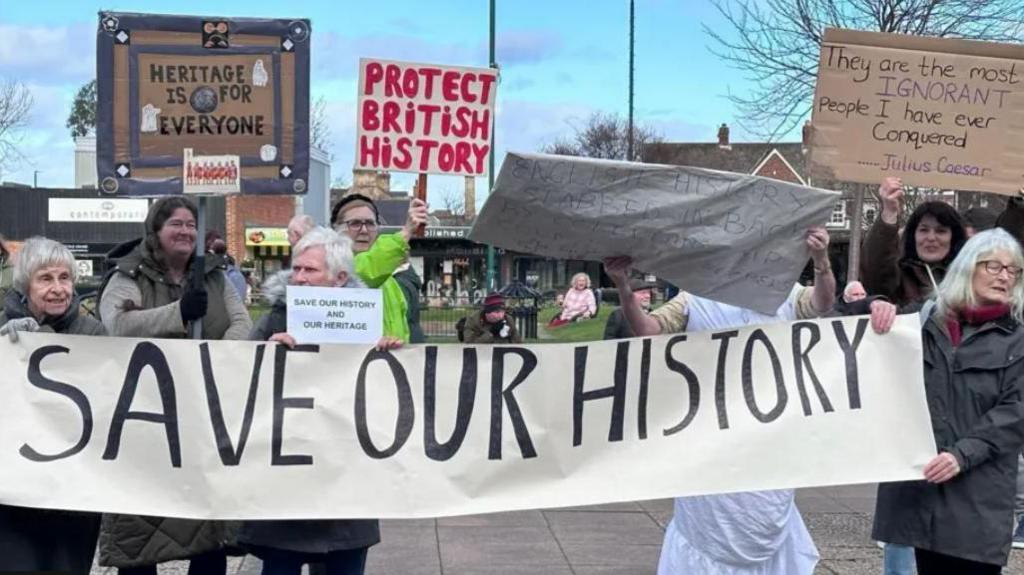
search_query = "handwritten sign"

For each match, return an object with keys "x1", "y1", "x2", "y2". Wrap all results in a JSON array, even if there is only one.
[
  {"x1": 0, "y1": 316, "x2": 934, "y2": 518},
  {"x1": 286, "y1": 285, "x2": 383, "y2": 344},
  {"x1": 96, "y1": 12, "x2": 311, "y2": 196},
  {"x1": 355, "y1": 58, "x2": 498, "y2": 177},
  {"x1": 810, "y1": 28, "x2": 1024, "y2": 195},
  {"x1": 469, "y1": 153, "x2": 839, "y2": 314}
]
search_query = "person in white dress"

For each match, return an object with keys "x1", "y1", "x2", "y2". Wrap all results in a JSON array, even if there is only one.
[{"x1": 602, "y1": 226, "x2": 834, "y2": 575}]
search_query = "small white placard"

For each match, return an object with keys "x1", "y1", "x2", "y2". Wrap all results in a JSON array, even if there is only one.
[
  {"x1": 286, "y1": 285, "x2": 383, "y2": 344},
  {"x1": 183, "y1": 148, "x2": 241, "y2": 195}
]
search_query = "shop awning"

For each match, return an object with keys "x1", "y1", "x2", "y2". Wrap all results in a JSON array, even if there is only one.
[{"x1": 245, "y1": 227, "x2": 289, "y2": 247}]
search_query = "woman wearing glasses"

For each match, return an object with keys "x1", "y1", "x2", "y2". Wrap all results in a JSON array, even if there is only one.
[
  {"x1": 329, "y1": 193, "x2": 427, "y2": 342},
  {"x1": 868, "y1": 228, "x2": 1024, "y2": 574},
  {"x1": 97, "y1": 196, "x2": 251, "y2": 575}
]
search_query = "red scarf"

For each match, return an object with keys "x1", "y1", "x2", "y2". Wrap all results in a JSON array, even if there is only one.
[{"x1": 945, "y1": 304, "x2": 1010, "y2": 347}]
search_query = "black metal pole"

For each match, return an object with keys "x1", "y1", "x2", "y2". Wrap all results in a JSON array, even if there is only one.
[{"x1": 627, "y1": 0, "x2": 635, "y2": 161}]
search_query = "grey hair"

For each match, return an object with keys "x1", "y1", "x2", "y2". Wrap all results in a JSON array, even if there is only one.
[
  {"x1": 571, "y1": 272, "x2": 591, "y2": 289},
  {"x1": 13, "y1": 236, "x2": 78, "y2": 293},
  {"x1": 935, "y1": 227, "x2": 1024, "y2": 322},
  {"x1": 293, "y1": 226, "x2": 355, "y2": 282},
  {"x1": 843, "y1": 281, "x2": 864, "y2": 298},
  {"x1": 288, "y1": 214, "x2": 316, "y2": 233}
]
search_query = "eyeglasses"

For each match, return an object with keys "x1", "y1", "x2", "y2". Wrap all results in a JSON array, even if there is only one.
[
  {"x1": 978, "y1": 260, "x2": 1023, "y2": 278},
  {"x1": 341, "y1": 219, "x2": 378, "y2": 231},
  {"x1": 165, "y1": 219, "x2": 197, "y2": 230}
]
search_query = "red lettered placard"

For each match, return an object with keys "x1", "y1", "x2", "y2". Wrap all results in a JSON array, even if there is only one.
[{"x1": 355, "y1": 58, "x2": 498, "y2": 177}]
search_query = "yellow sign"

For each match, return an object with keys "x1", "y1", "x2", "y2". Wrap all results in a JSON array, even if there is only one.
[{"x1": 245, "y1": 227, "x2": 289, "y2": 246}]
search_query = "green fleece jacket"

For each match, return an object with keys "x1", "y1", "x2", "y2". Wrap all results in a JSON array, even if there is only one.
[{"x1": 355, "y1": 232, "x2": 410, "y2": 342}]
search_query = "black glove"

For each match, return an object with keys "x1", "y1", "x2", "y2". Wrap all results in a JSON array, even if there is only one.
[{"x1": 179, "y1": 274, "x2": 208, "y2": 323}]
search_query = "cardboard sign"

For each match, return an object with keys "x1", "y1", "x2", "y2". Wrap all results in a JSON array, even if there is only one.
[
  {"x1": 355, "y1": 58, "x2": 498, "y2": 177},
  {"x1": 286, "y1": 286, "x2": 383, "y2": 344},
  {"x1": 96, "y1": 12, "x2": 311, "y2": 196},
  {"x1": 0, "y1": 315, "x2": 934, "y2": 519},
  {"x1": 810, "y1": 28, "x2": 1024, "y2": 195},
  {"x1": 183, "y1": 148, "x2": 240, "y2": 194},
  {"x1": 469, "y1": 153, "x2": 839, "y2": 314}
]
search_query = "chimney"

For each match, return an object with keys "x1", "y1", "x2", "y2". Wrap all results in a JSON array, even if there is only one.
[
  {"x1": 464, "y1": 176, "x2": 476, "y2": 220},
  {"x1": 717, "y1": 123, "x2": 730, "y2": 148},
  {"x1": 374, "y1": 171, "x2": 391, "y2": 199}
]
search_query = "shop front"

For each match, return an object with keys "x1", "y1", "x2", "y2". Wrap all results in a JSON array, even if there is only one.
[{"x1": 244, "y1": 226, "x2": 290, "y2": 280}]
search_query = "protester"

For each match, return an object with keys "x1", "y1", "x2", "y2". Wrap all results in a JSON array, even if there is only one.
[
  {"x1": 330, "y1": 193, "x2": 427, "y2": 342},
  {"x1": 287, "y1": 214, "x2": 316, "y2": 247},
  {"x1": 962, "y1": 206, "x2": 999, "y2": 238},
  {"x1": 97, "y1": 196, "x2": 252, "y2": 575},
  {"x1": 867, "y1": 228, "x2": 1024, "y2": 573},
  {"x1": 0, "y1": 234, "x2": 12, "y2": 295},
  {"x1": 826, "y1": 280, "x2": 868, "y2": 317},
  {"x1": 0, "y1": 236, "x2": 104, "y2": 575},
  {"x1": 461, "y1": 293, "x2": 521, "y2": 344},
  {"x1": 603, "y1": 278, "x2": 656, "y2": 340},
  {"x1": 238, "y1": 227, "x2": 398, "y2": 575},
  {"x1": 861, "y1": 177, "x2": 968, "y2": 306},
  {"x1": 604, "y1": 225, "x2": 835, "y2": 575},
  {"x1": 206, "y1": 233, "x2": 247, "y2": 301},
  {"x1": 393, "y1": 257, "x2": 426, "y2": 343},
  {"x1": 550, "y1": 272, "x2": 596, "y2": 326}
]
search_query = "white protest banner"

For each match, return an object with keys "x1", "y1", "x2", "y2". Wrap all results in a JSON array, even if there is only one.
[
  {"x1": 286, "y1": 285, "x2": 383, "y2": 344},
  {"x1": 355, "y1": 58, "x2": 498, "y2": 176},
  {"x1": 810, "y1": 28, "x2": 1024, "y2": 195},
  {"x1": 469, "y1": 153, "x2": 840, "y2": 314},
  {"x1": 0, "y1": 316, "x2": 934, "y2": 520}
]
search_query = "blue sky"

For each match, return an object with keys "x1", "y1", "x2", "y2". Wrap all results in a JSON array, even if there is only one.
[{"x1": 0, "y1": 0, "x2": 767, "y2": 200}]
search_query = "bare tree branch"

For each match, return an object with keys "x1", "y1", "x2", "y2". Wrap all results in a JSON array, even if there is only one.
[
  {"x1": 0, "y1": 78, "x2": 33, "y2": 169},
  {"x1": 541, "y1": 112, "x2": 663, "y2": 162},
  {"x1": 310, "y1": 95, "x2": 332, "y2": 157},
  {"x1": 705, "y1": 0, "x2": 1024, "y2": 140}
]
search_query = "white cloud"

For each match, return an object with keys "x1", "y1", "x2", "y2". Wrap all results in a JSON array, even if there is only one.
[{"x1": 0, "y1": 23, "x2": 94, "y2": 85}]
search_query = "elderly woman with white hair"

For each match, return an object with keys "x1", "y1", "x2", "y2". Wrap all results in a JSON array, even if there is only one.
[
  {"x1": 0, "y1": 236, "x2": 104, "y2": 574},
  {"x1": 869, "y1": 227, "x2": 1024, "y2": 574},
  {"x1": 551, "y1": 272, "x2": 597, "y2": 326},
  {"x1": 238, "y1": 226, "x2": 399, "y2": 575}
]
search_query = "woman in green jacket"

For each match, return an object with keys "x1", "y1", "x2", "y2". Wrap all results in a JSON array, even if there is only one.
[{"x1": 330, "y1": 193, "x2": 427, "y2": 342}]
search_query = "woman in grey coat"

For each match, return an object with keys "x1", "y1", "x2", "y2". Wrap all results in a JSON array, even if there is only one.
[
  {"x1": 97, "y1": 197, "x2": 252, "y2": 575},
  {"x1": 0, "y1": 237, "x2": 105, "y2": 575},
  {"x1": 869, "y1": 228, "x2": 1024, "y2": 574}
]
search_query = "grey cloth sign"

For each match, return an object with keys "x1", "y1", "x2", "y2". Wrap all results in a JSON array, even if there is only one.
[{"x1": 469, "y1": 153, "x2": 840, "y2": 314}]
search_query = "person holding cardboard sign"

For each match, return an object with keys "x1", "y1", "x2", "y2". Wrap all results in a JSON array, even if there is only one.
[
  {"x1": 866, "y1": 228, "x2": 1024, "y2": 573},
  {"x1": 330, "y1": 193, "x2": 428, "y2": 343},
  {"x1": 238, "y1": 226, "x2": 399, "y2": 575},
  {"x1": 861, "y1": 176, "x2": 969, "y2": 306},
  {"x1": 96, "y1": 197, "x2": 252, "y2": 575},
  {"x1": 603, "y1": 225, "x2": 837, "y2": 575}
]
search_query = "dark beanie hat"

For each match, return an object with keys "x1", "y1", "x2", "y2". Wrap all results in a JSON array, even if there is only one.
[{"x1": 483, "y1": 293, "x2": 505, "y2": 312}]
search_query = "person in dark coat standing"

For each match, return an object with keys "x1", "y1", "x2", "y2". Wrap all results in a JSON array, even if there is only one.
[
  {"x1": 867, "y1": 228, "x2": 1024, "y2": 573},
  {"x1": 462, "y1": 293, "x2": 521, "y2": 344},
  {"x1": 238, "y1": 227, "x2": 400, "y2": 575},
  {"x1": 393, "y1": 259, "x2": 425, "y2": 343},
  {"x1": 603, "y1": 278, "x2": 656, "y2": 340},
  {"x1": 0, "y1": 237, "x2": 105, "y2": 575}
]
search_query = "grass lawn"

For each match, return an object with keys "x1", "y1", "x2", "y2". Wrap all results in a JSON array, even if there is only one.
[
  {"x1": 247, "y1": 303, "x2": 618, "y2": 344},
  {"x1": 537, "y1": 305, "x2": 614, "y2": 343}
]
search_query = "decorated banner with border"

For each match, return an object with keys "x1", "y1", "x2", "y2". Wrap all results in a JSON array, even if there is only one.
[
  {"x1": 355, "y1": 58, "x2": 498, "y2": 176},
  {"x1": 810, "y1": 28, "x2": 1024, "y2": 195},
  {"x1": 0, "y1": 315, "x2": 934, "y2": 519},
  {"x1": 96, "y1": 12, "x2": 311, "y2": 196}
]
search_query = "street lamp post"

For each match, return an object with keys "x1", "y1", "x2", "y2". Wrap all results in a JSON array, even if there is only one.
[
  {"x1": 627, "y1": 0, "x2": 635, "y2": 161},
  {"x1": 485, "y1": 0, "x2": 498, "y2": 291}
]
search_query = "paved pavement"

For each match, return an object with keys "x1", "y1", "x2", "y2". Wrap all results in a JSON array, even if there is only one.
[{"x1": 89, "y1": 484, "x2": 1024, "y2": 574}]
